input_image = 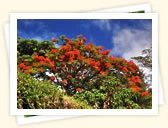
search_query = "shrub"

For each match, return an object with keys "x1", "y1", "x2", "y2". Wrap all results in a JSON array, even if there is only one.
[
  {"x1": 74, "y1": 76, "x2": 152, "y2": 109},
  {"x1": 17, "y1": 71, "x2": 91, "y2": 109}
]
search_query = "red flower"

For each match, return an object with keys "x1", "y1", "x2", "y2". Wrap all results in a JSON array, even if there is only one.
[
  {"x1": 24, "y1": 66, "x2": 31, "y2": 70},
  {"x1": 38, "y1": 56, "x2": 45, "y2": 61},
  {"x1": 104, "y1": 62, "x2": 111, "y2": 68},
  {"x1": 86, "y1": 43, "x2": 93, "y2": 51},
  {"x1": 19, "y1": 63, "x2": 26, "y2": 69},
  {"x1": 39, "y1": 61, "x2": 45, "y2": 66},
  {"x1": 49, "y1": 61, "x2": 55, "y2": 68},
  {"x1": 60, "y1": 55, "x2": 65, "y2": 60},
  {"x1": 100, "y1": 71, "x2": 107, "y2": 76},
  {"x1": 84, "y1": 58, "x2": 91, "y2": 65},
  {"x1": 50, "y1": 76, "x2": 55, "y2": 81},
  {"x1": 61, "y1": 43, "x2": 71, "y2": 51},
  {"x1": 109, "y1": 55, "x2": 115, "y2": 61},
  {"x1": 33, "y1": 55, "x2": 45, "y2": 61},
  {"x1": 51, "y1": 49, "x2": 57, "y2": 54},
  {"x1": 67, "y1": 74, "x2": 72, "y2": 79},
  {"x1": 76, "y1": 88, "x2": 82, "y2": 92},
  {"x1": 131, "y1": 86, "x2": 141, "y2": 93},
  {"x1": 64, "y1": 50, "x2": 80, "y2": 61},
  {"x1": 117, "y1": 65, "x2": 123, "y2": 70},
  {"x1": 128, "y1": 61, "x2": 135, "y2": 66},
  {"x1": 94, "y1": 66, "x2": 101, "y2": 71},
  {"x1": 77, "y1": 55, "x2": 83, "y2": 61},
  {"x1": 73, "y1": 49, "x2": 80, "y2": 56},
  {"x1": 45, "y1": 58, "x2": 51, "y2": 63},
  {"x1": 65, "y1": 51, "x2": 73, "y2": 58},
  {"x1": 33, "y1": 55, "x2": 39, "y2": 60},
  {"x1": 127, "y1": 61, "x2": 140, "y2": 72},
  {"x1": 141, "y1": 91, "x2": 149, "y2": 97},
  {"x1": 90, "y1": 60, "x2": 96, "y2": 66},
  {"x1": 32, "y1": 62, "x2": 38, "y2": 67},
  {"x1": 19, "y1": 63, "x2": 31, "y2": 70},
  {"x1": 61, "y1": 79, "x2": 68, "y2": 86},
  {"x1": 128, "y1": 67, "x2": 136, "y2": 73},
  {"x1": 122, "y1": 67, "x2": 128, "y2": 72},
  {"x1": 130, "y1": 76, "x2": 142, "y2": 84},
  {"x1": 68, "y1": 57, "x2": 74, "y2": 62},
  {"x1": 101, "y1": 50, "x2": 110, "y2": 55}
]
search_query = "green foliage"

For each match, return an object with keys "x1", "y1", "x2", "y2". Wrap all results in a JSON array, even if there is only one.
[
  {"x1": 111, "y1": 88, "x2": 141, "y2": 109},
  {"x1": 17, "y1": 72, "x2": 91, "y2": 109},
  {"x1": 74, "y1": 87, "x2": 151, "y2": 109},
  {"x1": 74, "y1": 76, "x2": 151, "y2": 109},
  {"x1": 17, "y1": 38, "x2": 55, "y2": 56}
]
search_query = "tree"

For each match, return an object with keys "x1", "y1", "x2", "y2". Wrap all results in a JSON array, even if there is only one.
[{"x1": 17, "y1": 35, "x2": 152, "y2": 109}]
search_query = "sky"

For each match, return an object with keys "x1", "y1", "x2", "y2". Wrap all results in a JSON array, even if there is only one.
[{"x1": 17, "y1": 19, "x2": 152, "y2": 59}]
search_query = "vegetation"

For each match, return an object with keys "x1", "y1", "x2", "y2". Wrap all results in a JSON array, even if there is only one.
[
  {"x1": 18, "y1": 72, "x2": 91, "y2": 109},
  {"x1": 17, "y1": 35, "x2": 152, "y2": 109}
]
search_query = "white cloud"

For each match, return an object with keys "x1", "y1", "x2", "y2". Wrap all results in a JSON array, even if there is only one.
[
  {"x1": 111, "y1": 28, "x2": 151, "y2": 59},
  {"x1": 31, "y1": 36, "x2": 41, "y2": 41},
  {"x1": 92, "y1": 19, "x2": 111, "y2": 31}
]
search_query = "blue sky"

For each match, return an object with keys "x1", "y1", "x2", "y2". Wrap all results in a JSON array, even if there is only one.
[{"x1": 17, "y1": 19, "x2": 152, "y2": 59}]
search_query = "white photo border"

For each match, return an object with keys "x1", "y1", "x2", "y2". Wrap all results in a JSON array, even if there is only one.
[
  {"x1": 91, "y1": 3, "x2": 151, "y2": 13},
  {"x1": 10, "y1": 13, "x2": 158, "y2": 115}
]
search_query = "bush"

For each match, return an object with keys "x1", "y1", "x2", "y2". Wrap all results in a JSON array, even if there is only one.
[
  {"x1": 17, "y1": 71, "x2": 91, "y2": 109},
  {"x1": 74, "y1": 76, "x2": 152, "y2": 109}
]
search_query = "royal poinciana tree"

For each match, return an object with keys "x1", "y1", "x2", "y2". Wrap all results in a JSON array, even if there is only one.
[{"x1": 18, "y1": 35, "x2": 152, "y2": 109}]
